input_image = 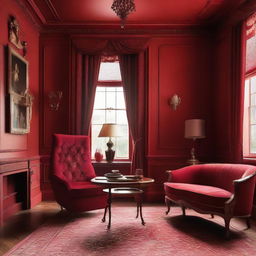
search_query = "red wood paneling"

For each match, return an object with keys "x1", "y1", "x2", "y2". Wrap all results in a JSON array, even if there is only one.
[
  {"x1": 147, "y1": 37, "x2": 213, "y2": 158},
  {"x1": 0, "y1": 0, "x2": 39, "y2": 157},
  {"x1": 39, "y1": 35, "x2": 70, "y2": 155},
  {"x1": 146, "y1": 36, "x2": 214, "y2": 201}
]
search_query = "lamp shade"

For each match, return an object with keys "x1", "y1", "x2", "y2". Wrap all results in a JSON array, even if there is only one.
[
  {"x1": 98, "y1": 123, "x2": 122, "y2": 137},
  {"x1": 185, "y1": 119, "x2": 206, "y2": 139}
]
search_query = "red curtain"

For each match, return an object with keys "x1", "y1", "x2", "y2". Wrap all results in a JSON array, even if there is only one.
[
  {"x1": 230, "y1": 23, "x2": 244, "y2": 162},
  {"x1": 74, "y1": 38, "x2": 148, "y2": 170},
  {"x1": 76, "y1": 55, "x2": 101, "y2": 135},
  {"x1": 72, "y1": 38, "x2": 149, "y2": 55},
  {"x1": 119, "y1": 53, "x2": 146, "y2": 173}
]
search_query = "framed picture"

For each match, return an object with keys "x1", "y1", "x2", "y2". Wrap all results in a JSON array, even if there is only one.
[{"x1": 8, "y1": 46, "x2": 31, "y2": 134}]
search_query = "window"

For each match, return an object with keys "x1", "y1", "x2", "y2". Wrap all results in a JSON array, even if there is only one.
[
  {"x1": 243, "y1": 13, "x2": 256, "y2": 157},
  {"x1": 243, "y1": 76, "x2": 256, "y2": 155},
  {"x1": 91, "y1": 60, "x2": 129, "y2": 160}
]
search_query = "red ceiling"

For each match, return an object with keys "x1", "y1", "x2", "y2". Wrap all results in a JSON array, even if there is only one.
[{"x1": 27, "y1": 0, "x2": 244, "y2": 27}]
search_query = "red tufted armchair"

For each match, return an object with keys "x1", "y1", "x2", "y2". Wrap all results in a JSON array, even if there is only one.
[{"x1": 51, "y1": 134, "x2": 108, "y2": 212}]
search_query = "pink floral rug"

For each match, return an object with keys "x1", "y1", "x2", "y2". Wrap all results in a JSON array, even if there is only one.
[{"x1": 4, "y1": 203, "x2": 256, "y2": 256}]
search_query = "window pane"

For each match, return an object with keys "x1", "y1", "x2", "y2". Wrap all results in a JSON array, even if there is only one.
[
  {"x1": 96, "y1": 87, "x2": 105, "y2": 92},
  {"x1": 117, "y1": 110, "x2": 128, "y2": 124},
  {"x1": 251, "y1": 94, "x2": 256, "y2": 106},
  {"x1": 251, "y1": 76, "x2": 256, "y2": 94},
  {"x1": 94, "y1": 91, "x2": 105, "y2": 109},
  {"x1": 91, "y1": 110, "x2": 105, "y2": 124},
  {"x1": 115, "y1": 125, "x2": 129, "y2": 158},
  {"x1": 116, "y1": 137, "x2": 129, "y2": 158},
  {"x1": 250, "y1": 125, "x2": 256, "y2": 153},
  {"x1": 98, "y1": 62, "x2": 122, "y2": 81},
  {"x1": 106, "y1": 109, "x2": 115, "y2": 123},
  {"x1": 106, "y1": 87, "x2": 116, "y2": 92},
  {"x1": 106, "y1": 91, "x2": 116, "y2": 108},
  {"x1": 117, "y1": 92, "x2": 126, "y2": 108},
  {"x1": 250, "y1": 106, "x2": 256, "y2": 124}
]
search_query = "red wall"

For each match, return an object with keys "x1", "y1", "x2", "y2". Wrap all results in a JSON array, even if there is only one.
[
  {"x1": 0, "y1": 0, "x2": 39, "y2": 157},
  {"x1": 0, "y1": 0, "x2": 41, "y2": 206},
  {"x1": 146, "y1": 36, "x2": 214, "y2": 200}
]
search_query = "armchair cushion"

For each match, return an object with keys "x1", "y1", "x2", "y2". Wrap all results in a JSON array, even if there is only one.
[{"x1": 68, "y1": 182, "x2": 105, "y2": 198}]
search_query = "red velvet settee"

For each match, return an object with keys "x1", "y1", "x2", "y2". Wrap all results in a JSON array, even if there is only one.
[
  {"x1": 51, "y1": 134, "x2": 108, "y2": 212},
  {"x1": 164, "y1": 163, "x2": 256, "y2": 238}
]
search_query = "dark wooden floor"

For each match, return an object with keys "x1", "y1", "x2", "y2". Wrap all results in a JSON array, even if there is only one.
[
  {"x1": 0, "y1": 202, "x2": 60, "y2": 256},
  {"x1": 0, "y1": 201, "x2": 256, "y2": 256}
]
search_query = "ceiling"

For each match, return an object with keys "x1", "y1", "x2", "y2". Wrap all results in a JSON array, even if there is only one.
[{"x1": 26, "y1": 0, "x2": 245, "y2": 29}]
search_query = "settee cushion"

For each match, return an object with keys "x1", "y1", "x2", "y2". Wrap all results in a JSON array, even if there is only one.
[
  {"x1": 68, "y1": 181, "x2": 105, "y2": 198},
  {"x1": 164, "y1": 182, "x2": 232, "y2": 209}
]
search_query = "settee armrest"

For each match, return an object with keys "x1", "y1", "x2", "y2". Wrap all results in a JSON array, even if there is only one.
[
  {"x1": 233, "y1": 172, "x2": 256, "y2": 196},
  {"x1": 226, "y1": 172, "x2": 256, "y2": 216},
  {"x1": 234, "y1": 172, "x2": 256, "y2": 184},
  {"x1": 166, "y1": 170, "x2": 172, "y2": 182}
]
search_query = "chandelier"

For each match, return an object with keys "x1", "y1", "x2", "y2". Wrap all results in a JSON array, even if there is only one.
[{"x1": 111, "y1": 0, "x2": 136, "y2": 28}]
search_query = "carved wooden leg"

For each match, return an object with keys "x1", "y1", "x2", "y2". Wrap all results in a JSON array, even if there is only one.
[
  {"x1": 102, "y1": 205, "x2": 108, "y2": 222},
  {"x1": 182, "y1": 206, "x2": 186, "y2": 216},
  {"x1": 139, "y1": 202, "x2": 145, "y2": 225},
  {"x1": 224, "y1": 217, "x2": 231, "y2": 239},
  {"x1": 246, "y1": 217, "x2": 251, "y2": 229},
  {"x1": 211, "y1": 214, "x2": 214, "y2": 218},
  {"x1": 107, "y1": 188, "x2": 112, "y2": 229},
  {"x1": 136, "y1": 202, "x2": 139, "y2": 218},
  {"x1": 165, "y1": 197, "x2": 171, "y2": 215}
]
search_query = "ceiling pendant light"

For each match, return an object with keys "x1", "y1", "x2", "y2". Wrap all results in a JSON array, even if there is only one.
[{"x1": 111, "y1": 0, "x2": 136, "y2": 29}]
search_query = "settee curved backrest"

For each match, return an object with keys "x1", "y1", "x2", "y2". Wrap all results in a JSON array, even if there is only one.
[
  {"x1": 52, "y1": 134, "x2": 96, "y2": 182},
  {"x1": 177, "y1": 164, "x2": 256, "y2": 193}
]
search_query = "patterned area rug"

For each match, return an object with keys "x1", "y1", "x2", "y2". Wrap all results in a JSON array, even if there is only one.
[{"x1": 4, "y1": 203, "x2": 256, "y2": 256}]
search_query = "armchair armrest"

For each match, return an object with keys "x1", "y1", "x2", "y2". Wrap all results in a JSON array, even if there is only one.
[{"x1": 51, "y1": 174, "x2": 70, "y2": 190}]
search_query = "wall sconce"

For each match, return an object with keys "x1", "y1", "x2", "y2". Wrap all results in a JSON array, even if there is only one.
[
  {"x1": 169, "y1": 94, "x2": 181, "y2": 110},
  {"x1": 48, "y1": 91, "x2": 63, "y2": 111}
]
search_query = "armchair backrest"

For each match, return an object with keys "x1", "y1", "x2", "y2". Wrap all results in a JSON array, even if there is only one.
[{"x1": 52, "y1": 134, "x2": 96, "y2": 182}]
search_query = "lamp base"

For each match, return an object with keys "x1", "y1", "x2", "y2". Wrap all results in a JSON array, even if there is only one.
[
  {"x1": 187, "y1": 158, "x2": 200, "y2": 165},
  {"x1": 105, "y1": 149, "x2": 115, "y2": 163},
  {"x1": 187, "y1": 145, "x2": 200, "y2": 165},
  {"x1": 104, "y1": 137, "x2": 115, "y2": 163}
]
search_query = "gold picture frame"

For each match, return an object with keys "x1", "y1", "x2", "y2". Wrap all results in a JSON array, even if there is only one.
[{"x1": 8, "y1": 46, "x2": 31, "y2": 134}]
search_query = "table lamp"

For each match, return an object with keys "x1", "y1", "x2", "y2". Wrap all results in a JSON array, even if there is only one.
[
  {"x1": 185, "y1": 119, "x2": 205, "y2": 164},
  {"x1": 98, "y1": 123, "x2": 122, "y2": 163}
]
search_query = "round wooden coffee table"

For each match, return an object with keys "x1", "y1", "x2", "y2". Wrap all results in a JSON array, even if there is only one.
[{"x1": 91, "y1": 176, "x2": 154, "y2": 229}]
